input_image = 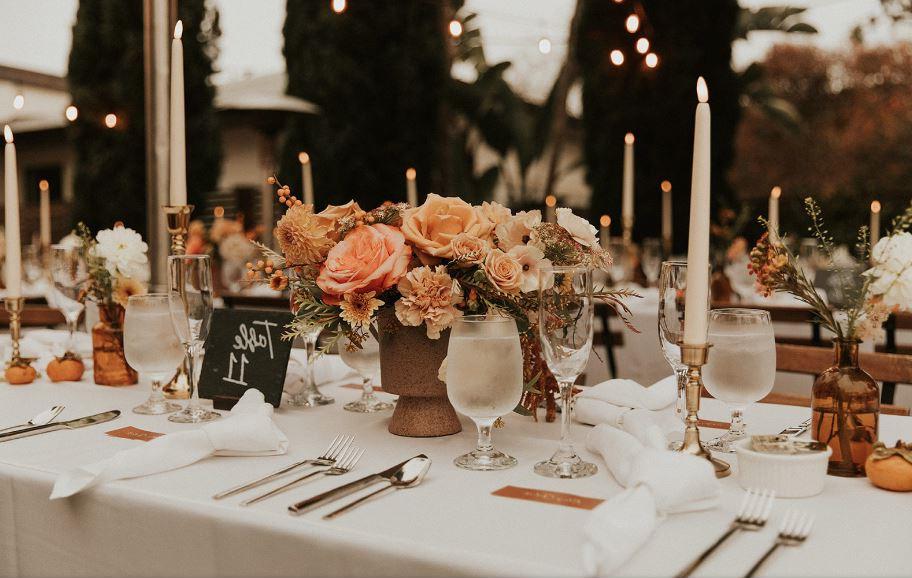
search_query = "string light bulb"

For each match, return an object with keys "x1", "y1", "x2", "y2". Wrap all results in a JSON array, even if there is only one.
[
  {"x1": 645, "y1": 53, "x2": 659, "y2": 68},
  {"x1": 448, "y1": 19, "x2": 462, "y2": 38},
  {"x1": 538, "y1": 37, "x2": 552, "y2": 54},
  {"x1": 625, "y1": 14, "x2": 640, "y2": 33},
  {"x1": 331, "y1": 0, "x2": 346, "y2": 14},
  {"x1": 104, "y1": 113, "x2": 117, "y2": 128},
  {"x1": 65, "y1": 105, "x2": 78, "y2": 121},
  {"x1": 610, "y1": 50, "x2": 625, "y2": 66},
  {"x1": 636, "y1": 38, "x2": 650, "y2": 54},
  {"x1": 13, "y1": 94, "x2": 24, "y2": 110}
]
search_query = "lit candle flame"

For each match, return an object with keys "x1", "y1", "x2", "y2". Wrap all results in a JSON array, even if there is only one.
[
  {"x1": 214, "y1": 206, "x2": 225, "y2": 218},
  {"x1": 696, "y1": 77, "x2": 708, "y2": 103},
  {"x1": 545, "y1": 195, "x2": 557, "y2": 208},
  {"x1": 661, "y1": 180, "x2": 672, "y2": 193},
  {"x1": 174, "y1": 20, "x2": 183, "y2": 40},
  {"x1": 39, "y1": 179, "x2": 49, "y2": 192},
  {"x1": 624, "y1": 132, "x2": 635, "y2": 145},
  {"x1": 600, "y1": 214, "x2": 611, "y2": 227},
  {"x1": 4, "y1": 125, "x2": 12, "y2": 144},
  {"x1": 298, "y1": 151, "x2": 310, "y2": 164},
  {"x1": 871, "y1": 200, "x2": 881, "y2": 213},
  {"x1": 406, "y1": 168, "x2": 416, "y2": 180},
  {"x1": 771, "y1": 186, "x2": 781, "y2": 199}
]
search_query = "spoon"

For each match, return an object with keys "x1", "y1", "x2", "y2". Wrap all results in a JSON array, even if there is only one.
[
  {"x1": 322, "y1": 456, "x2": 431, "y2": 520},
  {"x1": 0, "y1": 405, "x2": 65, "y2": 433}
]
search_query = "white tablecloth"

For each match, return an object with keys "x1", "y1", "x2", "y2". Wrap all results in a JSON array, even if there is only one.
[{"x1": 1, "y1": 354, "x2": 910, "y2": 577}]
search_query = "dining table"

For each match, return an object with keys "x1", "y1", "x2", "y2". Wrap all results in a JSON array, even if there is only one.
[{"x1": 0, "y1": 348, "x2": 910, "y2": 577}]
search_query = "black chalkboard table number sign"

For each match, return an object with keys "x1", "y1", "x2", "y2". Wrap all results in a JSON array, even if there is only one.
[{"x1": 198, "y1": 308, "x2": 295, "y2": 409}]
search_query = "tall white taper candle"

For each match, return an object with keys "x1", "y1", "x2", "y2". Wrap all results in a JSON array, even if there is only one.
[
  {"x1": 683, "y1": 78, "x2": 711, "y2": 345},
  {"x1": 622, "y1": 133, "x2": 635, "y2": 239},
  {"x1": 4, "y1": 126, "x2": 22, "y2": 297},
  {"x1": 406, "y1": 167, "x2": 417, "y2": 207},
  {"x1": 661, "y1": 180, "x2": 673, "y2": 250},
  {"x1": 768, "y1": 186, "x2": 781, "y2": 236},
  {"x1": 169, "y1": 21, "x2": 187, "y2": 206},
  {"x1": 870, "y1": 200, "x2": 881, "y2": 248},
  {"x1": 39, "y1": 179, "x2": 51, "y2": 248},
  {"x1": 299, "y1": 152, "x2": 314, "y2": 206}
]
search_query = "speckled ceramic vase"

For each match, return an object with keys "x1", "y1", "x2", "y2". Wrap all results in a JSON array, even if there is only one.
[{"x1": 377, "y1": 309, "x2": 462, "y2": 437}]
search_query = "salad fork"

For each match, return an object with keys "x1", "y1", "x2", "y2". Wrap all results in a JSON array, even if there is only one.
[
  {"x1": 242, "y1": 447, "x2": 364, "y2": 506},
  {"x1": 744, "y1": 511, "x2": 814, "y2": 577}
]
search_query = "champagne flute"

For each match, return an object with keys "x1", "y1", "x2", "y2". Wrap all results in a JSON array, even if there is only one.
[
  {"x1": 535, "y1": 266, "x2": 598, "y2": 479},
  {"x1": 641, "y1": 238, "x2": 663, "y2": 287},
  {"x1": 606, "y1": 239, "x2": 629, "y2": 285},
  {"x1": 48, "y1": 244, "x2": 86, "y2": 356},
  {"x1": 703, "y1": 308, "x2": 776, "y2": 452},
  {"x1": 124, "y1": 294, "x2": 183, "y2": 415},
  {"x1": 658, "y1": 261, "x2": 689, "y2": 421},
  {"x1": 446, "y1": 315, "x2": 523, "y2": 470},
  {"x1": 340, "y1": 330, "x2": 393, "y2": 413},
  {"x1": 167, "y1": 254, "x2": 220, "y2": 423},
  {"x1": 285, "y1": 321, "x2": 334, "y2": 408}
]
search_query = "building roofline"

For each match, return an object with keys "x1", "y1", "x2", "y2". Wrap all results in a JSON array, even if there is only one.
[{"x1": 0, "y1": 64, "x2": 67, "y2": 92}]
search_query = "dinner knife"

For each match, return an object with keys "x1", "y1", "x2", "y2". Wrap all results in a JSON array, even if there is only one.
[
  {"x1": 0, "y1": 410, "x2": 120, "y2": 443},
  {"x1": 779, "y1": 417, "x2": 812, "y2": 437},
  {"x1": 288, "y1": 454, "x2": 428, "y2": 516}
]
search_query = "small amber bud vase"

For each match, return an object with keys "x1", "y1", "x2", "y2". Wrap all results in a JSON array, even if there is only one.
[
  {"x1": 811, "y1": 339, "x2": 880, "y2": 477},
  {"x1": 92, "y1": 304, "x2": 138, "y2": 386}
]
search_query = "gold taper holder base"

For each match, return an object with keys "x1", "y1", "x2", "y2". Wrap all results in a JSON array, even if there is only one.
[
  {"x1": 162, "y1": 205, "x2": 194, "y2": 256},
  {"x1": 677, "y1": 343, "x2": 730, "y2": 478},
  {"x1": 161, "y1": 205, "x2": 194, "y2": 398},
  {"x1": 3, "y1": 298, "x2": 37, "y2": 384}
]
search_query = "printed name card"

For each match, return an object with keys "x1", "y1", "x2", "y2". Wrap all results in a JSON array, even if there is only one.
[
  {"x1": 492, "y1": 485, "x2": 605, "y2": 510},
  {"x1": 106, "y1": 426, "x2": 164, "y2": 442},
  {"x1": 198, "y1": 308, "x2": 294, "y2": 408}
]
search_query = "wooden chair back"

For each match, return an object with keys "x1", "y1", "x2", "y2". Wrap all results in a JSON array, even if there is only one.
[{"x1": 0, "y1": 306, "x2": 66, "y2": 328}]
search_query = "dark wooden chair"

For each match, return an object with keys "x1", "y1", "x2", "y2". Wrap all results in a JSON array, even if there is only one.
[
  {"x1": 712, "y1": 301, "x2": 826, "y2": 347},
  {"x1": 0, "y1": 306, "x2": 66, "y2": 328},
  {"x1": 879, "y1": 312, "x2": 912, "y2": 404}
]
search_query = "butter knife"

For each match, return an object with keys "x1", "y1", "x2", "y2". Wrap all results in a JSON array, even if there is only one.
[
  {"x1": 779, "y1": 418, "x2": 812, "y2": 437},
  {"x1": 0, "y1": 410, "x2": 120, "y2": 443},
  {"x1": 288, "y1": 454, "x2": 428, "y2": 516}
]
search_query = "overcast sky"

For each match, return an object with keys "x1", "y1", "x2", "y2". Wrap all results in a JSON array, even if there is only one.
[{"x1": 1, "y1": 0, "x2": 909, "y2": 100}]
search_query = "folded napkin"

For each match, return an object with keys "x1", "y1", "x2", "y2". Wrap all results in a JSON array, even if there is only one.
[
  {"x1": 575, "y1": 376, "x2": 680, "y2": 448},
  {"x1": 50, "y1": 389, "x2": 288, "y2": 499},
  {"x1": 583, "y1": 425, "x2": 721, "y2": 576}
]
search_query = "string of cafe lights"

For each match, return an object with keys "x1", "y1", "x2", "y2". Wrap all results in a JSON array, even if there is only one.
[{"x1": 7, "y1": 92, "x2": 118, "y2": 129}]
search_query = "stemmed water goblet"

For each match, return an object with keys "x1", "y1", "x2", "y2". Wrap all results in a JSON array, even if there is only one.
[
  {"x1": 48, "y1": 244, "x2": 86, "y2": 357},
  {"x1": 641, "y1": 238, "x2": 663, "y2": 287},
  {"x1": 534, "y1": 266, "x2": 598, "y2": 479},
  {"x1": 124, "y1": 294, "x2": 183, "y2": 415},
  {"x1": 703, "y1": 308, "x2": 776, "y2": 452},
  {"x1": 167, "y1": 254, "x2": 220, "y2": 423},
  {"x1": 446, "y1": 315, "x2": 524, "y2": 470},
  {"x1": 339, "y1": 329, "x2": 393, "y2": 413},
  {"x1": 285, "y1": 323, "x2": 335, "y2": 407}
]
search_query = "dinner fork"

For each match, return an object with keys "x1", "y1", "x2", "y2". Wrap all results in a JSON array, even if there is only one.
[
  {"x1": 744, "y1": 511, "x2": 814, "y2": 577},
  {"x1": 242, "y1": 447, "x2": 364, "y2": 506},
  {"x1": 676, "y1": 489, "x2": 776, "y2": 578},
  {"x1": 212, "y1": 434, "x2": 354, "y2": 500}
]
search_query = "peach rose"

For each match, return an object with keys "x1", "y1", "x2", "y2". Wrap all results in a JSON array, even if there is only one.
[
  {"x1": 451, "y1": 233, "x2": 489, "y2": 265},
  {"x1": 483, "y1": 248, "x2": 523, "y2": 294},
  {"x1": 401, "y1": 194, "x2": 494, "y2": 264},
  {"x1": 316, "y1": 224, "x2": 412, "y2": 304},
  {"x1": 319, "y1": 200, "x2": 365, "y2": 241}
]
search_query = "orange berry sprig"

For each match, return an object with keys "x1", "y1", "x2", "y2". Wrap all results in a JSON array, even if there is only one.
[
  {"x1": 245, "y1": 258, "x2": 290, "y2": 291},
  {"x1": 266, "y1": 176, "x2": 304, "y2": 210}
]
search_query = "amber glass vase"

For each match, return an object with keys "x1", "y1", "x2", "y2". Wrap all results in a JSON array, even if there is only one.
[
  {"x1": 811, "y1": 339, "x2": 879, "y2": 477},
  {"x1": 92, "y1": 304, "x2": 139, "y2": 386}
]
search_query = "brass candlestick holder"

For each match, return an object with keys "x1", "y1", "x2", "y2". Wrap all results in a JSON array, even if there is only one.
[
  {"x1": 161, "y1": 204, "x2": 194, "y2": 399},
  {"x1": 677, "y1": 342, "x2": 731, "y2": 478},
  {"x1": 3, "y1": 297, "x2": 37, "y2": 384}
]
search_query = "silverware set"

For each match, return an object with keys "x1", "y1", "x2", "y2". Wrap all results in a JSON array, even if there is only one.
[
  {"x1": 677, "y1": 488, "x2": 813, "y2": 578},
  {"x1": 213, "y1": 434, "x2": 431, "y2": 519}
]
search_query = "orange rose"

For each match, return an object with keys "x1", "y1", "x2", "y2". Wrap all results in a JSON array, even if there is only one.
[
  {"x1": 316, "y1": 224, "x2": 412, "y2": 304},
  {"x1": 401, "y1": 194, "x2": 494, "y2": 264},
  {"x1": 319, "y1": 201, "x2": 365, "y2": 240}
]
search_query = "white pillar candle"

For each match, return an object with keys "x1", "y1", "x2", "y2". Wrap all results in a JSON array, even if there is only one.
[
  {"x1": 683, "y1": 78, "x2": 711, "y2": 346},
  {"x1": 768, "y1": 186, "x2": 781, "y2": 236},
  {"x1": 661, "y1": 180, "x2": 672, "y2": 251},
  {"x1": 870, "y1": 200, "x2": 881, "y2": 248},
  {"x1": 39, "y1": 180, "x2": 51, "y2": 248},
  {"x1": 169, "y1": 21, "x2": 187, "y2": 206},
  {"x1": 405, "y1": 167, "x2": 417, "y2": 206},
  {"x1": 599, "y1": 215, "x2": 611, "y2": 250},
  {"x1": 299, "y1": 152, "x2": 314, "y2": 207},
  {"x1": 622, "y1": 133, "x2": 635, "y2": 239},
  {"x1": 544, "y1": 195, "x2": 557, "y2": 223},
  {"x1": 4, "y1": 126, "x2": 21, "y2": 297}
]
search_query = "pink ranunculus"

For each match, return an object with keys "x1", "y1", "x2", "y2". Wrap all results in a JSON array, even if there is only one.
[{"x1": 317, "y1": 224, "x2": 412, "y2": 305}]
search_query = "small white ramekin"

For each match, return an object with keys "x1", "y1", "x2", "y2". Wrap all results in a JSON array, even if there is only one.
[{"x1": 734, "y1": 438, "x2": 833, "y2": 498}]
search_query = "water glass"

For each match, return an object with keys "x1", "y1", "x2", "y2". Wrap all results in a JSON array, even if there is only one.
[
  {"x1": 606, "y1": 239, "x2": 630, "y2": 285},
  {"x1": 641, "y1": 238, "x2": 663, "y2": 286},
  {"x1": 124, "y1": 294, "x2": 183, "y2": 415},
  {"x1": 446, "y1": 315, "x2": 523, "y2": 471},
  {"x1": 340, "y1": 330, "x2": 392, "y2": 413},
  {"x1": 285, "y1": 324, "x2": 335, "y2": 407},
  {"x1": 48, "y1": 244, "x2": 86, "y2": 356},
  {"x1": 534, "y1": 266, "x2": 598, "y2": 479},
  {"x1": 703, "y1": 308, "x2": 776, "y2": 452},
  {"x1": 22, "y1": 245, "x2": 44, "y2": 289},
  {"x1": 167, "y1": 254, "x2": 220, "y2": 423}
]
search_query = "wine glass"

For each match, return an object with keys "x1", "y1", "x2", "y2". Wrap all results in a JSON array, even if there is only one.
[
  {"x1": 535, "y1": 266, "x2": 598, "y2": 479},
  {"x1": 641, "y1": 238, "x2": 663, "y2": 287},
  {"x1": 340, "y1": 330, "x2": 393, "y2": 413},
  {"x1": 446, "y1": 315, "x2": 523, "y2": 470},
  {"x1": 22, "y1": 245, "x2": 44, "y2": 291},
  {"x1": 703, "y1": 308, "x2": 776, "y2": 453},
  {"x1": 606, "y1": 239, "x2": 629, "y2": 285},
  {"x1": 48, "y1": 244, "x2": 86, "y2": 356},
  {"x1": 285, "y1": 323, "x2": 335, "y2": 407},
  {"x1": 166, "y1": 254, "x2": 220, "y2": 423},
  {"x1": 798, "y1": 238, "x2": 820, "y2": 287},
  {"x1": 124, "y1": 294, "x2": 183, "y2": 415}
]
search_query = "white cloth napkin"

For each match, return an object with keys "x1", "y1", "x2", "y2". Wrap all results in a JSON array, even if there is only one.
[
  {"x1": 1, "y1": 330, "x2": 93, "y2": 363},
  {"x1": 50, "y1": 389, "x2": 288, "y2": 499},
  {"x1": 583, "y1": 425, "x2": 721, "y2": 576},
  {"x1": 575, "y1": 376, "x2": 680, "y2": 448}
]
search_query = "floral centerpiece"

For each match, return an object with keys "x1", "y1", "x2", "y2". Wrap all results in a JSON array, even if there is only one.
[
  {"x1": 748, "y1": 198, "x2": 912, "y2": 476},
  {"x1": 250, "y1": 180, "x2": 635, "y2": 434},
  {"x1": 77, "y1": 223, "x2": 149, "y2": 386}
]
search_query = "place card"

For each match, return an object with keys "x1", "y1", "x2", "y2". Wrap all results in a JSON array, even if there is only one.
[
  {"x1": 492, "y1": 485, "x2": 604, "y2": 510},
  {"x1": 340, "y1": 383, "x2": 385, "y2": 393},
  {"x1": 106, "y1": 426, "x2": 164, "y2": 442}
]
